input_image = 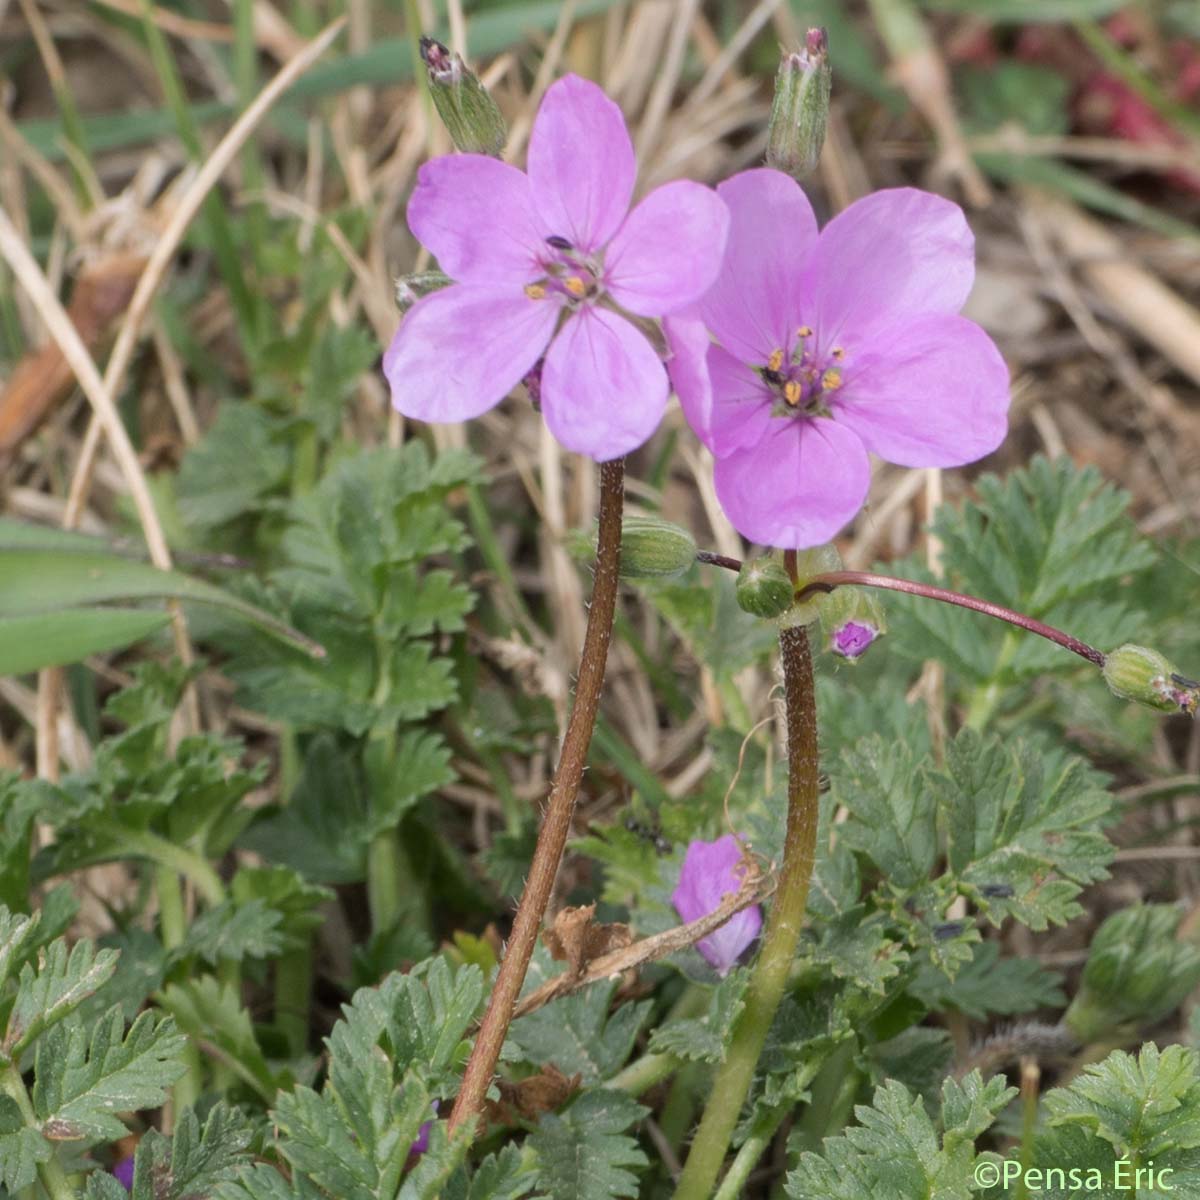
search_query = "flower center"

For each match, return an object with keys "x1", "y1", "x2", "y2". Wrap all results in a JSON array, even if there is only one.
[
  {"x1": 524, "y1": 235, "x2": 603, "y2": 308},
  {"x1": 758, "y1": 327, "x2": 846, "y2": 418}
]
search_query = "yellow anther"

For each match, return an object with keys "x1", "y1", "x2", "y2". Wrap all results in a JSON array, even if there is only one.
[
  {"x1": 524, "y1": 283, "x2": 547, "y2": 300},
  {"x1": 832, "y1": 346, "x2": 845, "y2": 360},
  {"x1": 767, "y1": 348, "x2": 785, "y2": 372},
  {"x1": 783, "y1": 380, "x2": 802, "y2": 407},
  {"x1": 564, "y1": 275, "x2": 587, "y2": 297},
  {"x1": 821, "y1": 368, "x2": 843, "y2": 391},
  {"x1": 796, "y1": 325, "x2": 813, "y2": 338}
]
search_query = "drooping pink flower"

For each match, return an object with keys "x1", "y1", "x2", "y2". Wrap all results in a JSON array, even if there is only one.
[
  {"x1": 672, "y1": 835, "x2": 762, "y2": 976},
  {"x1": 831, "y1": 620, "x2": 878, "y2": 660},
  {"x1": 667, "y1": 170, "x2": 1009, "y2": 548},
  {"x1": 384, "y1": 75, "x2": 730, "y2": 461}
]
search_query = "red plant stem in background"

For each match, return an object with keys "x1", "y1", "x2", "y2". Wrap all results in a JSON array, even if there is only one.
[
  {"x1": 448, "y1": 458, "x2": 626, "y2": 1135},
  {"x1": 798, "y1": 571, "x2": 1107, "y2": 667}
]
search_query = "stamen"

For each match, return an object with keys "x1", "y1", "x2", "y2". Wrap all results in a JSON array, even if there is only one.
[
  {"x1": 524, "y1": 283, "x2": 547, "y2": 300},
  {"x1": 821, "y1": 368, "x2": 843, "y2": 391},
  {"x1": 767, "y1": 348, "x2": 784, "y2": 372},
  {"x1": 564, "y1": 276, "x2": 587, "y2": 298},
  {"x1": 783, "y1": 380, "x2": 802, "y2": 407},
  {"x1": 832, "y1": 346, "x2": 845, "y2": 361},
  {"x1": 796, "y1": 325, "x2": 813, "y2": 339}
]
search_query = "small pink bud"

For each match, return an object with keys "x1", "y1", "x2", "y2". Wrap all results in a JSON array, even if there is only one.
[{"x1": 831, "y1": 619, "x2": 879, "y2": 661}]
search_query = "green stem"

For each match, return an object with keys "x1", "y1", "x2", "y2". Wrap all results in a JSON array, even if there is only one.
[
  {"x1": 125, "y1": 827, "x2": 226, "y2": 907},
  {"x1": 610, "y1": 1051, "x2": 682, "y2": 1097},
  {"x1": 0, "y1": 1064, "x2": 75, "y2": 1200},
  {"x1": 274, "y1": 941, "x2": 312, "y2": 1057},
  {"x1": 155, "y1": 865, "x2": 202, "y2": 1115},
  {"x1": 712, "y1": 1104, "x2": 790, "y2": 1200},
  {"x1": 366, "y1": 829, "x2": 405, "y2": 933},
  {"x1": 673, "y1": 625, "x2": 820, "y2": 1200},
  {"x1": 448, "y1": 459, "x2": 626, "y2": 1137}
]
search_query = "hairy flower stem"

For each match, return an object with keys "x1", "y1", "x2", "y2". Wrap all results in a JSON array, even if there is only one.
[
  {"x1": 449, "y1": 457, "x2": 626, "y2": 1136},
  {"x1": 673, "y1": 625, "x2": 820, "y2": 1200},
  {"x1": 797, "y1": 571, "x2": 1106, "y2": 667}
]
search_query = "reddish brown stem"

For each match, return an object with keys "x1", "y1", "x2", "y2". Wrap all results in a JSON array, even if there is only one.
[
  {"x1": 448, "y1": 457, "x2": 625, "y2": 1136},
  {"x1": 798, "y1": 570, "x2": 1106, "y2": 668}
]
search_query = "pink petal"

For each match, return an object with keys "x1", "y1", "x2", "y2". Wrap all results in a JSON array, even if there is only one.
[
  {"x1": 713, "y1": 417, "x2": 870, "y2": 549},
  {"x1": 384, "y1": 285, "x2": 558, "y2": 423},
  {"x1": 605, "y1": 181, "x2": 731, "y2": 316},
  {"x1": 832, "y1": 313, "x2": 1009, "y2": 467},
  {"x1": 803, "y1": 188, "x2": 975, "y2": 351},
  {"x1": 697, "y1": 169, "x2": 819, "y2": 365},
  {"x1": 408, "y1": 156, "x2": 544, "y2": 285},
  {"x1": 527, "y1": 75, "x2": 635, "y2": 253},
  {"x1": 671, "y1": 835, "x2": 762, "y2": 976},
  {"x1": 541, "y1": 308, "x2": 667, "y2": 460}
]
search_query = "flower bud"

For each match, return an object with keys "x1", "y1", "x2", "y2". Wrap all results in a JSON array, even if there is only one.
[
  {"x1": 820, "y1": 586, "x2": 886, "y2": 662},
  {"x1": 766, "y1": 28, "x2": 832, "y2": 180},
  {"x1": 736, "y1": 556, "x2": 794, "y2": 619},
  {"x1": 419, "y1": 37, "x2": 507, "y2": 157},
  {"x1": 1063, "y1": 905, "x2": 1200, "y2": 1043},
  {"x1": 1102, "y1": 644, "x2": 1200, "y2": 715},
  {"x1": 617, "y1": 515, "x2": 697, "y2": 580}
]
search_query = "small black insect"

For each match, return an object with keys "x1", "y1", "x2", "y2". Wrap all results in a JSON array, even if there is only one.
[
  {"x1": 979, "y1": 883, "x2": 1015, "y2": 899},
  {"x1": 625, "y1": 815, "x2": 672, "y2": 856},
  {"x1": 932, "y1": 921, "x2": 965, "y2": 941},
  {"x1": 545, "y1": 235, "x2": 574, "y2": 250}
]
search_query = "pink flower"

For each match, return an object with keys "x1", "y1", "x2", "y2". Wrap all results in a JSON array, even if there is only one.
[
  {"x1": 672, "y1": 835, "x2": 762, "y2": 976},
  {"x1": 384, "y1": 75, "x2": 730, "y2": 461},
  {"x1": 667, "y1": 170, "x2": 1009, "y2": 548},
  {"x1": 831, "y1": 620, "x2": 878, "y2": 660}
]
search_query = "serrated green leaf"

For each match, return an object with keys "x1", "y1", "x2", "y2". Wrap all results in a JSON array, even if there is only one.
[
  {"x1": 1045, "y1": 1043, "x2": 1200, "y2": 1160},
  {"x1": 786, "y1": 1072, "x2": 1015, "y2": 1200},
  {"x1": 648, "y1": 969, "x2": 748, "y2": 1063},
  {"x1": 130, "y1": 1104, "x2": 255, "y2": 1200},
  {"x1": 0, "y1": 1107, "x2": 51, "y2": 1193},
  {"x1": 175, "y1": 898, "x2": 285, "y2": 966},
  {"x1": 364, "y1": 730, "x2": 455, "y2": 838},
  {"x1": 507, "y1": 979, "x2": 650, "y2": 1084},
  {"x1": 159, "y1": 978, "x2": 279, "y2": 1101},
  {"x1": 5, "y1": 938, "x2": 119, "y2": 1059},
  {"x1": 529, "y1": 1090, "x2": 647, "y2": 1200},
  {"x1": 832, "y1": 737, "x2": 935, "y2": 890},
  {"x1": 241, "y1": 735, "x2": 368, "y2": 884},
  {"x1": 932, "y1": 731, "x2": 1114, "y2": 930},
  {"x1": 176, "y1": 403, "x2": 289, "y2": 529},
  {"x1": 911, "y1": 940, "x2": 1065, "y2": 1020},
  {"x1": 33, "y1": 1008, "x2": 186, "y2": 1143},
  {"x1": 230, "y1": 865, "x2": 333, "y2": 945}
]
